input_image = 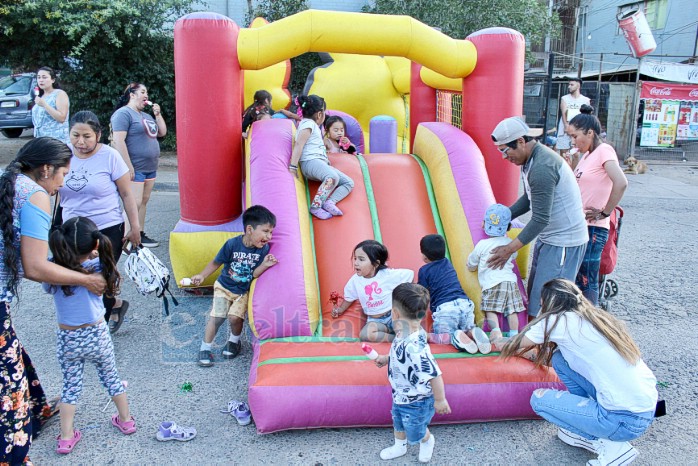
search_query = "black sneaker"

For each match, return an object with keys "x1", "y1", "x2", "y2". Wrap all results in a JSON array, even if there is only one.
[
  {"x1": 222, "y1": 341, "x2": 242, "y2": 359},
  {"x1": 140, "y1": 232, "x2": 159, "y2": 248},
  {"x1": 198, "y1": 350, "x2": 214, "y2": 367}
]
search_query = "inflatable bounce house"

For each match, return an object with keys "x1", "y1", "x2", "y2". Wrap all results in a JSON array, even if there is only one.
[{"x1": 171, "y1": 10, "x2": 562, "y2": 433}]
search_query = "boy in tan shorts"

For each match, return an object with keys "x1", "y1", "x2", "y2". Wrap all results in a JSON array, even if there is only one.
[{"x1": 191, "y1": 205, "x2": 278, "y2": 367}]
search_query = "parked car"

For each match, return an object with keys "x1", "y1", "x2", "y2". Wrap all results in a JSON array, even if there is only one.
[{"x1": 0, "y1": 73, "x2": 37, "y2": 138}]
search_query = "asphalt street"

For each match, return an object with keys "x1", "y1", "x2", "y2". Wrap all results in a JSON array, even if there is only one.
[{"x1": 2, "y1": 132, "x2": 697, "y2": 464}]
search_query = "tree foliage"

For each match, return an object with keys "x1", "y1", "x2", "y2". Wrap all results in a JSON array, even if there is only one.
[
  {"x1": 363, "y1": 0, "x2": 560, "y2": 51},
  {"x1": 244, "y1": 0, "x2": 320, "y2": 95},
  {"x1": 0, "y1": 0, "x2": 195, "y2": 148}
]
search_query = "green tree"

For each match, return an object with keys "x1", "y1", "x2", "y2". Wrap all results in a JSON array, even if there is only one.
[
  {"x1": 0, "y1": 0, "x2": 195, "y2": 148},
  {"x1": 363, "y1": 0, "x2": 560, "y2": 53},
  {"x1": 245, "y1": 0, "x2": 321, "y2": 95}
]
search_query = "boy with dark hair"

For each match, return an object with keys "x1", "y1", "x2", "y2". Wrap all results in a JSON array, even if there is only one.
[
  {"x1": 418, "y1": 234, "x2": 490, "y2": 354},
  {"x1": 192, "y1": 205, "x2": 278, "y2": 369},
  {"x1": 375, "y1": 283, "x2": 451, "y2": 463}
]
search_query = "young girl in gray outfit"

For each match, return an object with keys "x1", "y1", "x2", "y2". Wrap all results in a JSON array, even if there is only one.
[{"x1": 288, "y1": 94, "x2": 354, "y2": 220}]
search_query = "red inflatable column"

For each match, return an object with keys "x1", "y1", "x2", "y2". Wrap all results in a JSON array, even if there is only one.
[
  {"x1": 174, "y1": 13, "x2": 242, "y2": 225},
  {"x1": 462, "y1": 28, "x2": 525, "y2": 205},
  {"x1": 409, "y1": 62, "x2": 436, "y2": 153}
]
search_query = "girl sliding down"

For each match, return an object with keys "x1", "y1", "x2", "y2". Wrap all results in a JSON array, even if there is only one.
[
  {"x1": 44, "y1": 217, "x2": 135, "y2": 454},
  {"x1": 332, "y1": 240, "x2": 413, "y2": 342},
  {"x1": 501, "y1": 279, "x2": 658, "y2": 466},
  {"x1": 288, "y1": 95, "x2": 354, "y2": 220}
]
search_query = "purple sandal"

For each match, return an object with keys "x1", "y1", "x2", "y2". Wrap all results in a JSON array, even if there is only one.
[{"x1": 156, "y1": 421, "x2": 197, "y2": 441}]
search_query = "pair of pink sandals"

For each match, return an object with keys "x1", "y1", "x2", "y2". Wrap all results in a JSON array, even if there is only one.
[{"x1": 56, "y1": 414, "x2": 136, "y2": 454}]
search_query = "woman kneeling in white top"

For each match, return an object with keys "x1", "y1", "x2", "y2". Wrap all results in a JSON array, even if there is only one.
[{"x1": 501, "y1": 279, "x2": 657, "y2": 466}]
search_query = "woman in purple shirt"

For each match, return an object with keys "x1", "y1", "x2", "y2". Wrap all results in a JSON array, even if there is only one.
[{"x1": 60, "y1": 111, "x2": 141, "y2": 333}]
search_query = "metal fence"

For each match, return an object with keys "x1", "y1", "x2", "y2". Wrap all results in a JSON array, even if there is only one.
[{"x1": 435, "y1": 82, "x2": 698, "y2": 162}]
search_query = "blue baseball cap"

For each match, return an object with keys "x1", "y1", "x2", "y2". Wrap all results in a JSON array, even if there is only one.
[{"x1": 484, "y1": 204, "x2": 511, "y2": 237}]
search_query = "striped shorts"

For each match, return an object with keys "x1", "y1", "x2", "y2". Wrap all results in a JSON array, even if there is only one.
[{"x1": 481, "y1": 282, "x2": 525, "y2": 317}]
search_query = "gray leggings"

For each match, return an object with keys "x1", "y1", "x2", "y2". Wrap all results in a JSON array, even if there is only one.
[{"x1": 300, "y1": 158, "x2": 354, "y2": 205}]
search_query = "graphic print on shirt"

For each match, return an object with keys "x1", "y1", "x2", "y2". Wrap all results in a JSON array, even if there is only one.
[
  {"x1": 65, "y1": 165, "x2": 90, "y2": 192},
  {"x1": 227, "y1": 251, "x2": 261, "y2": 284},
  {"x1": 389, "y1": 335, "x2": 440, "y2": 403},
  {"x1": 364, "y1": 281, "x2": 383, "y2": 310},
  {"x1": 142, "y1": 118, "x2": 159, "y2": 138}
]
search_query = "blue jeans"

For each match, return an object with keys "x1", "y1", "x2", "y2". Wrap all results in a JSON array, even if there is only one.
[
  {"x1": 576, "y1": 226, "x2": 609, "y2": 305},
  {"x1": 391, "y1": 397, "x2": 435, "y2": 444},
  {"x1": 530, "y1": 351, "x2": 654, "y2": 441}
]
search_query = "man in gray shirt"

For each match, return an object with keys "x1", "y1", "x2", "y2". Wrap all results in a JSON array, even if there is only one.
[{"x1": 488, "y1": 117, "x2": 588, "y2": 316}]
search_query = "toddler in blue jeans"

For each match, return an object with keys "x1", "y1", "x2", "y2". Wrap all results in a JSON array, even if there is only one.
[
  {"x1": 501, "y1": 279, "x2": 658, "y2": 466},
  {"x1": 374, "y1": 283, "x2": 451, "y2": 463},
  {"x1": 417, "y1": 234, "x2": 491, "y2": 354}
]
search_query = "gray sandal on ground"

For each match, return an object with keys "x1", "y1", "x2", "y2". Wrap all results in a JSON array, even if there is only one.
[{"x1": 109, "y1": 300, "x2": 130, "y2": 334}]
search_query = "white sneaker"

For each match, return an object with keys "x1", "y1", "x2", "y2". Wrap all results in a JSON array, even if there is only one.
[
  {"x1": 451, "y1": 330, "x2": 478, "y2": 354},
  {"x1": 418, "y1": 433, "x2": 435, "y2": 463},
  {"x1": 587, "y1": 438, "x2": 638, "y2": 466},
  {"x1": 558, "y1": 427, "x2": 599, "y2": 453},
  {"x1": 471, "y1": 327, "x2": 492, "y2": 354},
  {"x1": 380, "y1": 441, "x2": 407, "y2": 460}
]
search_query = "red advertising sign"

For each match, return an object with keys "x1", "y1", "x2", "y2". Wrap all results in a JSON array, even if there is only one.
[
  {"x1": 640, "y1": 81, "x2": 698, "y2": 146},
  {"x1": 641, "y1": 82, "x2": 698, "y2": 100}
]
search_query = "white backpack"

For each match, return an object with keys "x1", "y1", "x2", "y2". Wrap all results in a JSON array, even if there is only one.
[{"x1": 124, "y1": 245, "x2": 178, "y2": 314}]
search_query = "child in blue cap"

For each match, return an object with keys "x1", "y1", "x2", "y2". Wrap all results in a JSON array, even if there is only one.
[{"x1": 467, "y1": 204, "x2": 526, "y2": 345}]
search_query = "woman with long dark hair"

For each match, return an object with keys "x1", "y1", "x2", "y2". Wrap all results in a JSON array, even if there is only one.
[
  {"x1": 31, "y1": 66, "x2": 70, "y2": 143},
  {"x1": 0, "y1": 138, "x2": 105, "y2": 464}
]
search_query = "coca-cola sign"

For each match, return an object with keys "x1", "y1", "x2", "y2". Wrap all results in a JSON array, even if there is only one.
[
  {"x1": 649, "y1": 87, "x2": 672, "y2": 96},
  {"x1": 641, "y1": 82, "x2": 698, "y2": 100}
]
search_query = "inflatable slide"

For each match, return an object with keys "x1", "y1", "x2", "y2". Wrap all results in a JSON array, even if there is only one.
[
  {"x1": 171, "y1": 11, "x2": 563, "y2": 433},
  {"x1": 243, "y1": 120, "x2": 559, "y2": 433}
]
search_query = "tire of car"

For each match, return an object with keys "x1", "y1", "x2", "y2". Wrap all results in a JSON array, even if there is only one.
[{"x1": 1, "y1": 128, "x2": 23, "y2": 138}]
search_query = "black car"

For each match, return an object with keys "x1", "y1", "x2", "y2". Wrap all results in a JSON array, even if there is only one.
[{"x1": 0, "y1": 73, "x2": 37, "y2": 138}]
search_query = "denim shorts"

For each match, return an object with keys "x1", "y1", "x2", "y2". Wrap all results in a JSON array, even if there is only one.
[
  {"x1": 367, "y1": 312, "x2": 393, "y2": 332},
  {"x1": 433, "y1": 298, "x2": 475, "y2": 334},
  {"x1": 134, "y1": 170, "x2": 157, "y2": 182},
  {"x1": 391, "y1": 397, "x2": 435, "y2": 444}
]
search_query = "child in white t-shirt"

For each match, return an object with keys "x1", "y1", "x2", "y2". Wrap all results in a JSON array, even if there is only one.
[
  {"x1": 331, "y1": 240, "x2": 413, "y2": 342},
  {"x1": 467, "y1": 203, "x2": 525, "y2": 345},
  {"x1": 501, "y1": 279, "x2": 658, "y2": 466},
  {"x1": 374, "y1": 283, "x2": 451, "y2": 463},
  {"x1": 288, "y1": 94, "x2": 354, "y2": 220}
]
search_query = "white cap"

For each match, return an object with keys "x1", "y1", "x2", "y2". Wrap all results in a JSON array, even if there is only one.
[{"x1": 491, "y1": 117, "x2": 543, "y2": 145}]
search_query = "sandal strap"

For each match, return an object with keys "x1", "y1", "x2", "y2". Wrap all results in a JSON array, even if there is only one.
[{"x1": 167, "y1": 422, "x2": 196, "y2": 438}]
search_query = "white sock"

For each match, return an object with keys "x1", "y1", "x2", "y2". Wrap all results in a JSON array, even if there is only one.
[
  {"x1": 509, "y1": 330, "x2": 519, "y2": 336},
  {"x1": 200, "y1": 341, "x2": 212, "y2": 351},
  {"x1": 228, "y1": 333, "x2": 241, "y2": 343}
]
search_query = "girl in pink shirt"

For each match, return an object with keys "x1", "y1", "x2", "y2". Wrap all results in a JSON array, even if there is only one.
[{"x1": 569, "y1": 105, "x2": 628, "y2": 304}]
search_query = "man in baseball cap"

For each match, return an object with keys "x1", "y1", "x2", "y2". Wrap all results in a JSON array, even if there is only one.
[{"x1": 487, "y1": 116, "x2": 588, "y2": 317}]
